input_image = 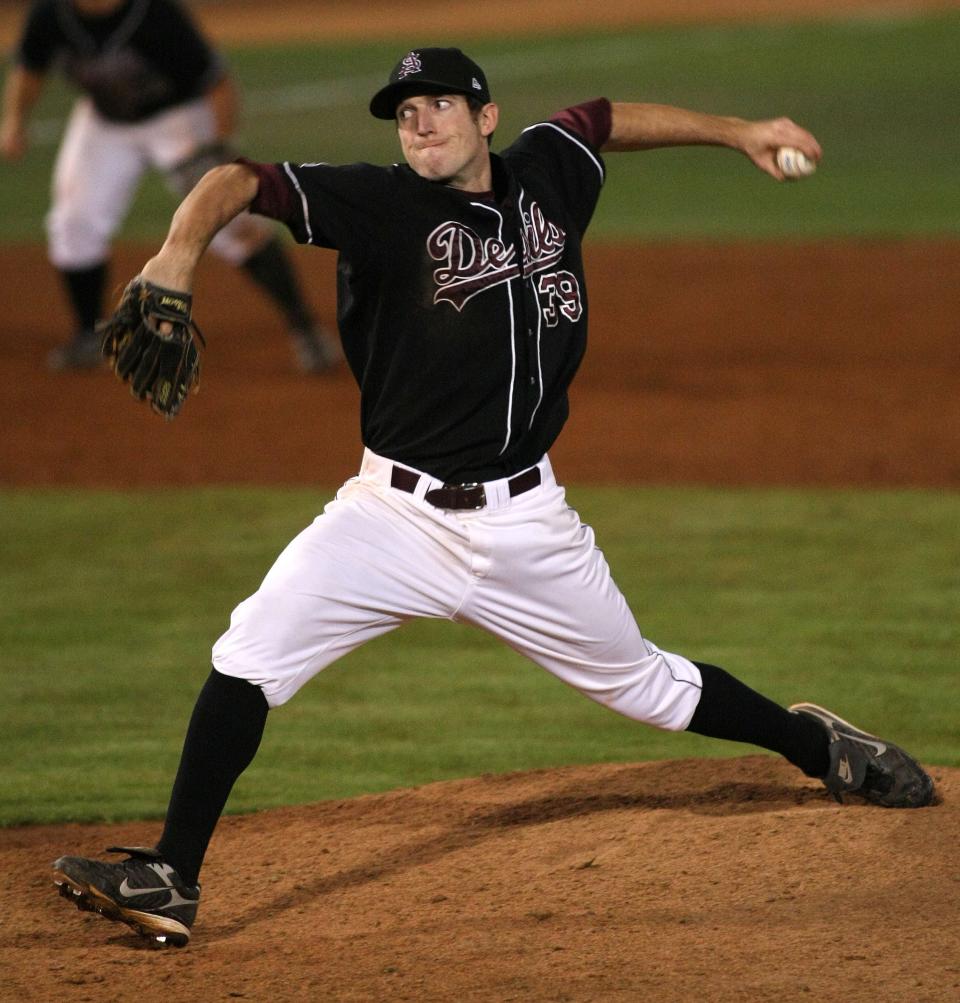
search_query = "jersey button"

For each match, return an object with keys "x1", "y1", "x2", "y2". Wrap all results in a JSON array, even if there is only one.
[{"x1": 529, "y1": 376, "x2": 536, "y2": 385}]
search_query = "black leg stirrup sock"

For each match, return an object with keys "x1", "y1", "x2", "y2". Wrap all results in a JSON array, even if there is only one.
[
  {"x1": 241, "y1": 238, "x2": 314, "y2": 331},
  {"x1": 60, "y1": 262, "x2": 107, "y2": 333},
  {"x1": 156, "y1": 669, "x2": 269, "y2": 886},
  {"x1": 686, "y1": 662, "x2": 830, "y2": 779}
]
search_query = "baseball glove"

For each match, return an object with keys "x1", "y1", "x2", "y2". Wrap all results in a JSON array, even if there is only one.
[{"x1": 98, "y1": 278, "x2": 205, "y2": 420}]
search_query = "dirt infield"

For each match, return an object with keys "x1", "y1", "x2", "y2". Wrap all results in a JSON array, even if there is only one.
[
  {"x1": 1, "y1": 1, "x2": 958, "y2": 1000},
  {"x1": 188, "y1": 0, "x2": 960, "y2": 44},
  {"x1": 2, "y1": 238, "x2": 959, "y2": 489},
  {"x1": 2, "y1": 0, "x2": 959, "y2": 47}
]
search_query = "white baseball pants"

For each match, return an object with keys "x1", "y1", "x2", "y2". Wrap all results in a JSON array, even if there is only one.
[
  {"x1": 212, "y1": 449, "x2": 704, "y2": 729},
  {"x1": 46, "y1": 96, "x2": 269, "y2": 270}
]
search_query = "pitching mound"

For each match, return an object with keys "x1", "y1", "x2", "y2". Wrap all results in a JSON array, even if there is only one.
[{"x1": 2, "y1": 756, "x2": 956, "y2": 1001}]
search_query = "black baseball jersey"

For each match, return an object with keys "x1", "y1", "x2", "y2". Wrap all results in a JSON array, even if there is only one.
[
  {"x1": 16, "y1": 0, "x2": 222, "y2": 122},
  {"x1": 246, "y1": 104, "x2": 608, "y2": 483}
]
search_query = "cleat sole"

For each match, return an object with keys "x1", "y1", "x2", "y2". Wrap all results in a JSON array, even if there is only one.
[{"x1": 52, "y1": 870, "x2": 190, "y2": 947}]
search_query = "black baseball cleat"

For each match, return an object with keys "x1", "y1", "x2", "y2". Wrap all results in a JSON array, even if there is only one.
[
  {"x1": 52, "y1": 845, "x2": 199, "y2": 947},
  {"x1": 790, "y1": 702, "x2": 935, "y2": 808},
  {"x1": 47, "y1": 329, "x2": 103, "y2": 372}
]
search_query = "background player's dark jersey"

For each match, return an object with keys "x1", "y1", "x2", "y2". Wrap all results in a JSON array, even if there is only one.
[
  {"x1": 16, "y1": 0, "x2": 222, "y2": 122},
  {"x1": 247, "y1": 110, "x2": 607, "y2": 483}
]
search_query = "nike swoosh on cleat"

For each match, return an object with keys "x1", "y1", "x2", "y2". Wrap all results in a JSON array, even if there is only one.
[
  {"x1": 118, "y1": 879, "x2": 195, "y2": 910},
  {"x1": 849, "y1": 735, "x2": 887, "y2": 756}
]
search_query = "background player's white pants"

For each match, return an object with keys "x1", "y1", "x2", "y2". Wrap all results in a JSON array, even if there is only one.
[
  {"x1": 213, "y1": 450, "x2": 704, "y2": 729},
  {"x1": 47, "y1": 96, "x2": 268, "y2": 270}
]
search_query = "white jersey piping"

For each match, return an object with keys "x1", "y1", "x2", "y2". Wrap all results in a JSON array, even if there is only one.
[
  {"x1": 284, "y1": 162, "x2": 315, "y2": 244},
  {"x1": 517, "y1": 186, "x2": 545, "y2": 428},
  {"x1": 472, "y1": 200, "x2": 516, "y2": 456},
  {"x1": 521, "y1": 122, "x2": 606, "y2": 183}
]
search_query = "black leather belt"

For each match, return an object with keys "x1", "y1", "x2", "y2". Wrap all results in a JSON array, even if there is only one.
[{"x1": 390, "y1": 465, "x2": 541, "y2": 510}]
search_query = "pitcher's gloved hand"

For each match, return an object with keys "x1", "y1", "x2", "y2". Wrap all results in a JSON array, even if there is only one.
[{"x1": 98, "y1": 278, "x2": 205, "y2": 419}]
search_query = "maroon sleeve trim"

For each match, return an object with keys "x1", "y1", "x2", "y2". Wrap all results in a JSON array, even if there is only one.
[
  {"x1": 234, "y1": 156, "x2": 298, "y2": 222},
  {"x1": 548, "y1": 98, "x2": 612, "y2": 150}
]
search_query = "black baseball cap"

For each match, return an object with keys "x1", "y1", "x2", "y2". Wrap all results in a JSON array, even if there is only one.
[{"x1": 369, "y1": 47, "x2": 491, "y2": 120}]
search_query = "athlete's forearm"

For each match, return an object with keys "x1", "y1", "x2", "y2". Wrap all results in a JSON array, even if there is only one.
[
  {"x1": 603, "y1": 101, "x2": 822, "y2": 180},
  {"x1": 1, "y1": 65, "x2": 45, "y2": 159},
  {"x1": 603, "y1": 102, "x2": 748, "y2": 152},
  {"x1": 141, "y1": 163, "x2": 259, "y2": 290}
]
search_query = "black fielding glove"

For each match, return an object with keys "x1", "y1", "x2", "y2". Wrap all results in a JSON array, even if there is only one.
[{"x1": 98, "y1": 278, "x2": 205, "y2": 420}]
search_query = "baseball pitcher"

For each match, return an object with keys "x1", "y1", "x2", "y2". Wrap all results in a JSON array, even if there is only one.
[{"x1": 50, "y1": 47, "x2": 934, "y2": 948}]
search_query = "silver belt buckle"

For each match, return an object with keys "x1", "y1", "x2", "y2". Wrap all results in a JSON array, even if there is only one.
[{"x1": 460, "y1": 482, "x2": 486, "y2": 509}]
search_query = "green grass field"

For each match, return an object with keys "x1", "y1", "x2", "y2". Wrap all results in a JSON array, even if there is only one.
[
  {"x1": 1, "y1": 486, "x2": 957, "y2": 826},
  {"x1": 1, "y1": 14, "x2": 957, "y2": 828},
  {"x1": 1, "y1": 12, "x2": 958, "y2": 241}
]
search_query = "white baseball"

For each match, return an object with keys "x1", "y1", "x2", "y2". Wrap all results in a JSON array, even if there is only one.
[{"x1": 776, "y1": 147, "x2": 816, "y2": 179}]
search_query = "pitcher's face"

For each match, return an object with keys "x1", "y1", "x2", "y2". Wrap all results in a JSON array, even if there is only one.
[{"x1": 396, "y1": 94, "x2": 497, "y2": 192}]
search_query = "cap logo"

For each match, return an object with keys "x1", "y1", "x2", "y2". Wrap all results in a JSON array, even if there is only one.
[
  {"x1": 472, "y1": 77, "x2": 482, "y2": 90},
  {"x1": 397, "y1": 51, "x2": 422, "y2": 79}
]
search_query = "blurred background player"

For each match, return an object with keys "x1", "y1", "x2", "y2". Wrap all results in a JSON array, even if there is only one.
[{"x1": 0, "y1": 0, "x2": 340, "y2": 373}]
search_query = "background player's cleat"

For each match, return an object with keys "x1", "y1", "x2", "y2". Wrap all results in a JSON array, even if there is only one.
[
  {"x1": 47, "y1": 329, "x2": 103, "y2": 371},
  {"x1": 790, "y1": 702, "x2": 935, "y2": 808},
  {"x1": 52, "y1": 845, "x2": 199, "y2": 947},
  {"x1": 290, "y1": 326, "x2": 343, "y2": 374}
]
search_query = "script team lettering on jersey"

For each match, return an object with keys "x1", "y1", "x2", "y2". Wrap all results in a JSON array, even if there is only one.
[
  {"x1": 427, "y1": 223, "x2": 518, "y2": 310},
  {"x1": 427, "y1": 201, "x2": 583, "y2": 324}
]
